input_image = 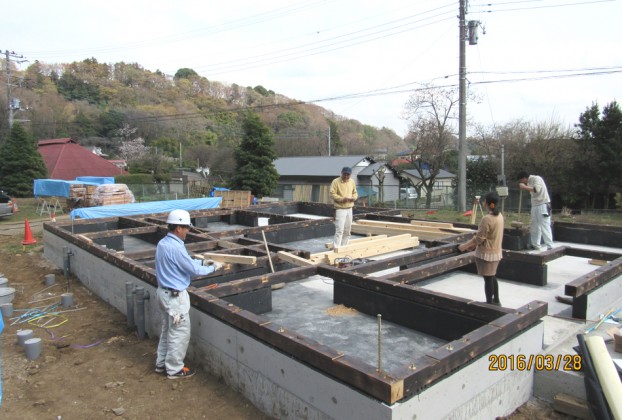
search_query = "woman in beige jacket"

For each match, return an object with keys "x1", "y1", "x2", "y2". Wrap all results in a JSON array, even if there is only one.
[{"x1": 458, "y1": 191, "x2": 504, "y2": 305}]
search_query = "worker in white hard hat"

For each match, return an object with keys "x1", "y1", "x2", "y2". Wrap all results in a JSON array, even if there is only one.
[{"x1": 154, "y1": 209, "x2": 222, "y2": 379}]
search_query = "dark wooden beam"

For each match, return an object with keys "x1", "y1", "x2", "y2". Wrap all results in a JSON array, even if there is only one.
[
  {"x1": 334, "y1": 281, "x2": 486, "y2": 340},
  {"x1": 320, "y1": 265, "x2": 506, "y2": 322},
  {"x1": 565, "y1": 257, "x2": 622, "y2": 297},
  {"x1": 398, "y1": 301, "x2": 547, "y2": 396},
  {"x1": 380, "y1": 253, "x2": 476, "y2": 284},
  {"x1": 190, "y1": 290, "x2": 404, "y2": 404},
  {"x1": 345, "y1": 243, "x2": 459, "y2": 274}
]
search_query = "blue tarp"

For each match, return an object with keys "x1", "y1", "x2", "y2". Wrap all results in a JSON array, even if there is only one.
[
  {"x1": 75, "y1": 176, "x2": 115, "y2": 185},
  {"x1": 209, "y1": 187, "x2": 229, "y2": 197},
  {"x1": 356, "y1": 186, "x2": 378, "y2": 198},
  {"x1": 70, "y1": 197, "x2": 222, "y2": 220},
  {"x1": 34, "y1": 179, "x2": 99, "y2": 198}
]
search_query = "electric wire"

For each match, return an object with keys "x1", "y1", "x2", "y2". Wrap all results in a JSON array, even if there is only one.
[{"x1": 472, "y1": 0, "x2": 615, "y2": 13}]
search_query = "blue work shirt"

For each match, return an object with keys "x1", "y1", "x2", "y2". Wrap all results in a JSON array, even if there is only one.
[{"x1": 155, "y1": 233, "x2": 214, "y2": 291}]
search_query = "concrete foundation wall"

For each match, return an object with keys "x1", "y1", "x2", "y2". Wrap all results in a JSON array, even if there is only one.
[
  {"x1": 584, "y1": 275, "x2": 622, "y2": 321},
  {"x1": 43, "y1": 231, "x2": 544, "y2": 420}
]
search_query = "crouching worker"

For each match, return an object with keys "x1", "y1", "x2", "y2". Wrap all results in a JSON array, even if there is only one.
[{"x1": 155, "y1": 209, "x2": 222, "y2": 379}]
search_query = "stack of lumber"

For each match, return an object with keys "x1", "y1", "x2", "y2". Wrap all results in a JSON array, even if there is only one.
[
  {"x1": 310, "y1": 234, "x2": 420, "y2": 264},
  {"x1": 69, "y1": 184, "x2": 87, "y2": 200},
  {"x1": 84, "y1": 185, "x2": 98, "y2": 207},
  {"x1": 214, "y1": 190, "x2": 251, "y2": 208},
  {"x1": 350, "y1": 219, "x2": 473, "y2": 241},
  {"x1": 91, "y1": 184, "x2": 135, "y2": 206}
]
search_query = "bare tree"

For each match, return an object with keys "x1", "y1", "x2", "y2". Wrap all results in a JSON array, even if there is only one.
[{"x1": 402, "y1": 84, "x2": 461, "y2": 208}]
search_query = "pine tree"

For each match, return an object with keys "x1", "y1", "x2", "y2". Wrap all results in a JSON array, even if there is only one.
[
  {"x1": 230, "y1": 112, "x2": 279, "y2": 198},
  {"x1": 0, "y1": 123, "x2": 48, "y2": 197}
]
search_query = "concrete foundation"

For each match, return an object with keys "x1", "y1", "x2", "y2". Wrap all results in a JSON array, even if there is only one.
[
  {"x1": 40, "y1": 204, "x2": 622, "y2": 419},
  {"x1": 43, "y1": 229, "x2": 544, "y2": 419}
]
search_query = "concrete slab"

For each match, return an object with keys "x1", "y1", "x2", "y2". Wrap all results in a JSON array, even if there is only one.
[{"x1": 265, "y1": 275, "x2": 446, "y2": 375}]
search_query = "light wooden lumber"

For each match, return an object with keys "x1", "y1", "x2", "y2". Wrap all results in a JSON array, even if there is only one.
[
  {"x1": 324, "y1": 234, "x2": 388, "y2": 249},
  {"x1": 409, "y1": 220, "x2": 455, "y2": 229},
  {"x1": 200, "y1": 252, "x2": 257, "y2": 265},
  {"x1": 277, "y1": 251, "x2": 318, "y2": 266},
  {"x1": 334, "y1": 234, "x2": 413, "y2": 253},
  {"x1": 217, "y1": 240, "x2": 242, "y2": 249},
  {"x1": 310, "y1": 234, "x2": 419, "y2": 264},
  {"x1": 552, "y1": 394, "x2": 591, "y2": 420},
  {"x1": 78, "y1": 234, "x2": 93, "y2": 244},
  {"x1": 357, "y1": 219, "x2": 468, "y2": 234},
  {"x1": 350, "y1": 223, "x2": 447, "y2": 240}
]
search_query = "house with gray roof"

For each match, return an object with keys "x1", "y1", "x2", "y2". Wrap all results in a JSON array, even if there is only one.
[
  {"x1": 272, "y1": 155, "x2": 403, "y2": 205},
  {"x1": 401, "y1": 168, "x2": 456, "y2": 208}
]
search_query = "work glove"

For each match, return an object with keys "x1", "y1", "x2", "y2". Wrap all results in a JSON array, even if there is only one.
[
  {"x1": 171, "y1": 313, "x2": 183, "y2": 325},
  {"x1": 202, "y1": 258, "x2": 215, "y2": 266},
  {"x1": 212, "y1": 262, "x2": 223, "y2": 271}
]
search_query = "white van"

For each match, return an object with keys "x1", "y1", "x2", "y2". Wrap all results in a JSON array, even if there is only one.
[{"x1": 400, "y1": 187, "x2": 418, "y2": 199}]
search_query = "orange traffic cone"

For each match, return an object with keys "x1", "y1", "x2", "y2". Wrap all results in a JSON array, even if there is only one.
[{"x1": 22, "y1": 218, "x2": 37, "y2": 246}]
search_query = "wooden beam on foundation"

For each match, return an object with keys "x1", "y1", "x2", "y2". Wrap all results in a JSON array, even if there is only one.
[
  {"x1": 190, "y1": 289, "x2": 405, "y2": 404},
  {"x1": 350, "y1": 222, "x2": 448, "y2": 240},
  {"x1": 380, "y1": 252, "x2": 476, "y2": 284},
  {"x1": 277, "y1": 251, "x2": 318, "y2": 266},
  {"x1": 344, "y1": 243, "x2": 459, "y2": 274},
  {"x1": 76, "y1": 225, "x2": 160, "y2": 239},
  {"x1": 565, "y1": 256, "x2": 622, "y2": 297},
  {"x1": 319, "y1": 265, "x2": 508, "y2": 322},
  {"x1": 398, "y1": 301, "x2": 547, "y2": 396}
]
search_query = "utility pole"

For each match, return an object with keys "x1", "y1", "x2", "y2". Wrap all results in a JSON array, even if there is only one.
[
  {"x1": 4, "y1": 50, "x2": 27, "y2": 129},
  {"x1": 457, "y1": 0, "x2": 467, "y2": 212},
  {"x1": 327, "y1": 125, "x2": 331, "y2": 157}
]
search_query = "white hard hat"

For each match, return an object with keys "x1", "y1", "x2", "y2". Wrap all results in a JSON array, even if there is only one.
[{"x1": 166, "y1": 209, "x2": 192, "y2": 226}]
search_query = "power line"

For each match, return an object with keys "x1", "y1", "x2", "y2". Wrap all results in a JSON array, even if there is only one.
[{"x1": 472, "y1": 0, "x2": 615, "y2": 13}]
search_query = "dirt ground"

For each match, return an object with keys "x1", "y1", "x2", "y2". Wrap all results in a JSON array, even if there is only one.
[
  {"x1": 0, "y1": 236, "x2": 271, "y2": 420},
  {"x1": 0, "y1": 228, "x2": 577, "y2": 419}
]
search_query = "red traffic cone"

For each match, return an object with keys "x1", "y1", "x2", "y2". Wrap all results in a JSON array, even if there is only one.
[
  {"x1": 51, "y1": 212, "x2": 56, "y2": 222},
  {"x1": 22, "y1": 218, "x2": 37, "y2": 245}
]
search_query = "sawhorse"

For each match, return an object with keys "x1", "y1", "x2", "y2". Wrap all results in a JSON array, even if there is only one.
[{"x1": 36, "y1": 197, "x2": 64, "y2": 217}]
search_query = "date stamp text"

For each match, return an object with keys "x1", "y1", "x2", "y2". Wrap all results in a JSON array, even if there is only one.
[{"x1": 488, "y1": 354, "x2": 582, "y2": 371}]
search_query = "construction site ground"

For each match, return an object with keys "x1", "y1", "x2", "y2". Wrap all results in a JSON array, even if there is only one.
[{"x1": 0, "y1": 219, "x2": 575, "y2": 419}]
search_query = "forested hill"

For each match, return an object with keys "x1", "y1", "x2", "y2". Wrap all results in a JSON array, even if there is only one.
[{"x1": 0, "y1": 58, "x2": 406, "y2": 176}]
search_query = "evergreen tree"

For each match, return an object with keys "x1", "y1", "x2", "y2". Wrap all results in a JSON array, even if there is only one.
[
  {"x1": 0, "y1": 123, "x2": 48, "y2": 197},
  {"x1": 230, "y1": 112, "x2": 279, "y2": 197},
  {"x1": 576, "y1": 101, "x2": 622, "y2": 208}
]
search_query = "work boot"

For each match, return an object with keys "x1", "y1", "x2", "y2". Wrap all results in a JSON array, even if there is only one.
[{"x1": 168, "y1": 366, "x2": 195, "y2": 379}]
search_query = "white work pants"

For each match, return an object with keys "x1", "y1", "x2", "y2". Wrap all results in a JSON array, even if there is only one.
[
  {"x1": 530, "y1": 203, "x2": 554, "y2": 249},
  {"x1": 334, "y1": 208, "x2": 353, "y2": 248},
  {"x1": 156, "y1": 288, "x2": 191, "y2": 375}
]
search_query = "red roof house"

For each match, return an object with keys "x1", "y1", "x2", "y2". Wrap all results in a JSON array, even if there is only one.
[{"x1": 38, "y1": 138, "x2": 126, "y2": 180}]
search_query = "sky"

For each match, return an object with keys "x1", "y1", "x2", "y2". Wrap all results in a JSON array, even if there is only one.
[{"x1": 3, "y1": 0, "x2": 621, "y2": 137}]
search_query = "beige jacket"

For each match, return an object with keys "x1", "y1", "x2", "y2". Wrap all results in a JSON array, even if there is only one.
[{"x1": 463, "y1": 213, "x2": 504, "y2": 261}]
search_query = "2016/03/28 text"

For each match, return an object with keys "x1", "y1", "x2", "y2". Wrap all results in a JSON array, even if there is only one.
[{"x1": 488, "y1": 354, "x2": 582, "y2": 371}]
